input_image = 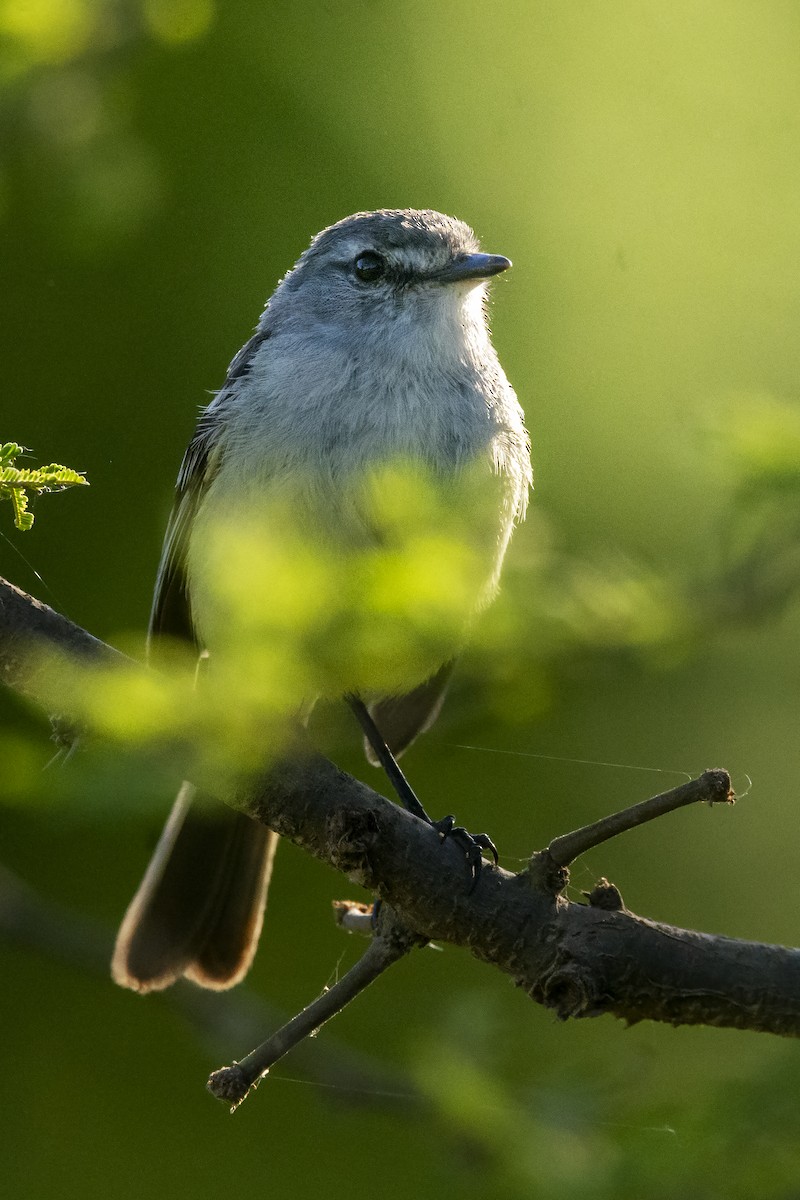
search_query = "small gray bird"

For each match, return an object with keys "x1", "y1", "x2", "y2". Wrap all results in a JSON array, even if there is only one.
[{"x1": 112, "y1": 209, "x2": 531, "y2": 993}]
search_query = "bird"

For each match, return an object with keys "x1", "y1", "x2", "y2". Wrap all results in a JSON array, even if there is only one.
[{"x1": 112, "y1": 208, "x2": 531, "y2": 994}]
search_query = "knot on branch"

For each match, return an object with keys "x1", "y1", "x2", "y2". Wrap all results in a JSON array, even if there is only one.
[
  {"x1": 535, "y1": 961, "x2": 604, "y2": 1021},
  {"x1": 524, "y1": 850, "x2": 569, "y2": 896},
  {"x1": 584, "y1": 877, "x2": 626, "y2": 911},
  {"x1": 327, "y1": 806, "x2": 380, "y2": 885}
]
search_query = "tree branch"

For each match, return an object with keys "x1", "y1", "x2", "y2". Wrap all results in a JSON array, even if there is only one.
[
  {"x1": 235, "y1": 753, "x2": 800, "y2": 1037},
  {"x1": 546, "y1": 771, "x2": 734, "y2": 866},
  {"x1": 207, "y1": 904, "x2": 425, "y2": 1109},
  {"x1": 0, "y1": 575, "x2": 128, "y2": 702},
  {"x1": 3, "y1": 574, "x2": 800, "y2": 1078}
]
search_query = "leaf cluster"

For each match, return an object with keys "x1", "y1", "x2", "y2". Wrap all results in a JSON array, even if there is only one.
[{"x1": 0, "y1": 442, "x2": 88, "y2": 531}]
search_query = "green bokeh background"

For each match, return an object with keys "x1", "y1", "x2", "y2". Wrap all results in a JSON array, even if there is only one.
[{"x1": 3, "y1": 2, "x2": 800, "y2": 1197}]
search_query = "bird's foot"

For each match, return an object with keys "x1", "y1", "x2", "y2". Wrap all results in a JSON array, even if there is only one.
[{"x1": 432, "y1": 815, "x2": 498, "y2": 890}]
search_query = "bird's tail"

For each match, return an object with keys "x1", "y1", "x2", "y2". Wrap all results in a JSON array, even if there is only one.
[{"x1": 112, "y1": 782, "x2": 278, "y2": 993}]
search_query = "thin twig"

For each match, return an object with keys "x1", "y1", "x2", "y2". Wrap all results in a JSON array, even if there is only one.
[
  {"x1": 546, "y1": 768, "x2": 734, "y2": 867},
  {"x1": 0, "y1": 864, "x2": 419, "y2": 1108},
  {"x1": 207, "y1": 907, "x2": 423, "y2": 1110}
]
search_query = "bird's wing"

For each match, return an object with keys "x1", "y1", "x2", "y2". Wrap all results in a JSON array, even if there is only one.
[
  {"x1": 148, "y1": 415, "x2": 217, "y2": 647},
  {"x1": 149, "y1": 328, "x2": 270, "y2": 649},
  {"x1": 365, "y1": 659, "x2": 456, "y2": 764},
  {"x1": 113, "y1": 327, "x2": 279, "y2": 996}
]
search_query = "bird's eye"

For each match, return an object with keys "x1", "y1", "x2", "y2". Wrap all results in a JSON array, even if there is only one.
[{"x1": 354, "y1": 251, "x2": 386, "y2": 283}]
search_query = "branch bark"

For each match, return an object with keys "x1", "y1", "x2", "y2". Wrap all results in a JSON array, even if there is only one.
[{"x1": 3, "y1": 574, "x2": 800, "y2": 1055}]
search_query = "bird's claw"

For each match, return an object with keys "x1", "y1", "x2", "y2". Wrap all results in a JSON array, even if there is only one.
[{"x1": 432, "y1": 815, "x2": 498, "y2": 890}]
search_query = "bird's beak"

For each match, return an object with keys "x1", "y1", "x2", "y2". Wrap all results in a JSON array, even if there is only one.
[{"x1": 434, "y1": 253, "x2": 512, "y2": 285}]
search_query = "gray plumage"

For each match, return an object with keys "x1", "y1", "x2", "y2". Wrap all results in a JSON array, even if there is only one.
[{"x1": 112, "y1": 209, "x2": 531, "y2": 993}]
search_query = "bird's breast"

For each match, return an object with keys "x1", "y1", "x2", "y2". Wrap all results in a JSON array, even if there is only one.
[{"x1": 183, "y1": 331, "x2": 529, "y2": 699}]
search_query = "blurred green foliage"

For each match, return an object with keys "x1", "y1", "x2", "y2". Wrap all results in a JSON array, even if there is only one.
[{"x1": 3, "y1": 3, "x2": 800, "y2": 1199}]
